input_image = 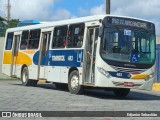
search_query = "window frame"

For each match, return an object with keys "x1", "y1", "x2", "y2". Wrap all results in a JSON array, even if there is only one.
[
  {"x1": 52, "y1": 25, "x2": 68, "y2": 49},
  {"x1": 5, "y1": 32, "x2": 14, "y2": 50},
  {"x1": 67, "y1": 23, "x2": 85, "y2": 48},
  {"x1": 27, "y1": 29, "x2": 41, "y2": 50},
  {"x1": 20, "y1": 30, "x2": 29, "y2": 50}
]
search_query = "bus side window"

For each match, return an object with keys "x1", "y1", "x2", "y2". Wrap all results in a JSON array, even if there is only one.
[
  {"x1": 67, "y1": 23, "x2": 84, "y2": 48},
  {"x1": 20, "y1": 31, "x2": 29, "y2": 50},
  {"x1": 28, "y1": 29, "x2": 40, "y2": 49},
  {"x1": 52, "y1": 25, "x2": 68, "y2": 48},
  {"x1": 5, "y1": 32, "x2": 14, "y2": 50}
]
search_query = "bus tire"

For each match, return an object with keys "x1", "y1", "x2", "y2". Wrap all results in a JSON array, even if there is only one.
[
  {"x1": 31, "y1": 80, "x2": 38, "y2": 87},
  {"x1": 68, "y1": 70, "x2": 82, "y2": 94},
  {"x1": 21, "y1": 67, "x2": 32, "y2": 86},
  {"x1": 113, "y1": 88, "x2": 130, "y2": 97},
  {"x1": 54, "y1": 83, "x2": 68, "y2": 90}
]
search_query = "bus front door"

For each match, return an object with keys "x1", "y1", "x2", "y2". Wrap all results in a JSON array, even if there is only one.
[
  {"x1": 11, "y1": 34, "x2": 20, "y2": 77},
  {"x1": 84, "y1": 27, "x2": 99, "y2": 84},
  {"x1": 38, "y1": 32, "x2": 51, "y2": 80}
]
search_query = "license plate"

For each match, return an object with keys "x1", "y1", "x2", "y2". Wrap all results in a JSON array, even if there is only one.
[{"x1": 124, "y1": 82, "x2": 134, "y2": 86}]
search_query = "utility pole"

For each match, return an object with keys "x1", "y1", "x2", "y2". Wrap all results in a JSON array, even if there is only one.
[
  {"x1": 6, "y1": 0, "x2": 11, "y2": 21},
  {"x1": 106, "y1": 0, "x2": 110, "y2": 14}
]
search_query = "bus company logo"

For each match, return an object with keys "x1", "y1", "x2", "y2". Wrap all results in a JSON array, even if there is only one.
[
  {"x1": 52, "y1": 55, "x2": 65, "y2": 61},
  {"x1": 2, "y1": 112, "x2": 11, "y2": 117}
]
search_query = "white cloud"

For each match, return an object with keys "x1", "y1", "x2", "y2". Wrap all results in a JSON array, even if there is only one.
[
  {"x1": 111, "y1": 0, "x2": 160, "y2": 19},
  {"x1": 0, "y1": 0, "x2": 75, "y2": 21},
  {"x1": 0, "y1": 0, "x2": 6, "y2": 18},
  {"x1": 51, "y1": 9, "x2": 76, "y2": 21},
  {"x1": 11, "y1": 0, "x2": 57, "y2": 20},
  {"x1": 90, "y1": 4, "x2": 105, "y2": 15}
]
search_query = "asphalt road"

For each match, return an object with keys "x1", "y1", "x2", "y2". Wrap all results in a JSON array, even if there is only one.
[{"x1": 0, "y1": 80, "x2": 160, "y2": 120}]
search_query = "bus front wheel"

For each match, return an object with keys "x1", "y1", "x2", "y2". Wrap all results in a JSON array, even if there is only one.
[
  {"x1": 21, "y1": 67, "x2": 33, "y2": 86},
  {"x1": 68, "y1": 70, "x2": 83, "y2": 94},
  {"x1": 113, "y1": 88, "x2": 130, "y2": 97}
]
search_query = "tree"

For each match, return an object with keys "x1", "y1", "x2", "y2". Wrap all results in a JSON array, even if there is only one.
[
  {"x1": 0, "y1": 16, "x2": 19, "y2": 37},
  {"x1": 0, "y1": 16, "x2": 6, "y2": 22},
  {"x1": 6, "y1": 19, "x2": 19, "y2": 29}
]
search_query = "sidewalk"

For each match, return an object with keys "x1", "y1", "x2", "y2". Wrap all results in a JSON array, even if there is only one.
[{"x1": 0, "y1": 73, "x2": 18, "y2": 80}]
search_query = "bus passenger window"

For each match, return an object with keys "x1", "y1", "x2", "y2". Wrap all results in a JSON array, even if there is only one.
[
  {"x1": 20, "y1": 31, "x2": 29, "y2": 50},
  {"x1": 67, "y1": 23, "x2": 84, "y2": 48},
  {"x1": 28, "y1": 29, "x2": 40, "y2": 49},
  {"x1": 5, "y1": 32, "x2": 14, "y2": 50},
  {"x1": 52, "y1": 25, "x2": 68, "y2": 48}
]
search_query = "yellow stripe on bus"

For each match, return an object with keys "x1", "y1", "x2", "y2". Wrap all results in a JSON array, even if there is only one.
[
  {"x1": 3, "y1": 51, "x2": 32, "y2": 65},
  {"x1": 131, "y1": 74, "x2": 149, "y2": 79}
]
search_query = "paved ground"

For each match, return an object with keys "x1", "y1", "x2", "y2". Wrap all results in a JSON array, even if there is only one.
[{"x1": 0, "y1": 80, "x2": 160, "y2": 120}]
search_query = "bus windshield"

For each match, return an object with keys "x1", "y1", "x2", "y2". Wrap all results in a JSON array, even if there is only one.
[{"x1": 101, "y1": 27, "x2": 155, "y2": 64}]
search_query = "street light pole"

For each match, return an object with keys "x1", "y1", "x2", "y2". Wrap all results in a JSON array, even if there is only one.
[
  {"x1": 106, "y1": 0, "x2": 110, "y2": 14},
  {"x1": 6, "y1": 0, "x2": 11, "y2": 21}
]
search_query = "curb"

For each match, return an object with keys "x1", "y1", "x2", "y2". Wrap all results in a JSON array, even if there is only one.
[{"x1": 152, "y1": 83, "x2": 160, "y2": 92}]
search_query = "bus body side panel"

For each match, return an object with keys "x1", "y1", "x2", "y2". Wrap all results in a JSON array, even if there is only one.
[
  {"x1": 28, "y1": 65, "x2": 38, "y2": 80},
  {"x1": 15, "y1": 64, "x2": 22, "y2": 78},
  {"x1": 47, "y1": 66, "x2": 61, "y2": 83},
  {"x1": 33, "y1": 49, "x2": 84, "y2": 83}
]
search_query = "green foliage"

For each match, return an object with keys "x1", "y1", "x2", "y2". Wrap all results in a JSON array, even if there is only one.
[
  {"x1": 0, "y1": 16, "x2": 19, "y2": 37},
  {"x1": 6, "y1": 19, "x2": 19, "y2": 29},
  {"x1": 0, "y1": 16, "x2": 6, "y2": 21}
]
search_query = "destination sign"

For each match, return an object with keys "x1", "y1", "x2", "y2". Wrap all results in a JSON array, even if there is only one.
[
  {"x1": 103, "y1": 16, "x2": 154, "y2": 30},
  {"x1": 111, "y1": 18, "x2": 147, "y2": 29}
]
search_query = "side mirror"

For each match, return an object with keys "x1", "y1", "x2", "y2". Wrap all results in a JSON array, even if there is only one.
[{"x1": 99, "y1": 26, "x2": 103, "y2": 37}]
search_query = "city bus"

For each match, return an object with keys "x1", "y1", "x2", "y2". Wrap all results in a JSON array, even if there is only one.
[{"x1": 2, "y1": 15, "x2": 156, "y2": 97}]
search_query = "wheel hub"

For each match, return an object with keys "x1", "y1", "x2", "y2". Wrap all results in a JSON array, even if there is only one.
[
  {"x1": 70, "y1": 75, "x2": 79, "y2": 90},
  {"x1": 22, "y1": 71, "x2": 27, "y2": 83}
]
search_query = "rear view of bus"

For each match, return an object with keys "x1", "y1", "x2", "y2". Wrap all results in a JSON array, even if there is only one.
[{"x1": 97, "y1": 16, "x2": 156, "y2": 97}]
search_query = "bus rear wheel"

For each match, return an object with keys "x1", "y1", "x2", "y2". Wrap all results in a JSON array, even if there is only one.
[
  {"x1": 68, "y1": 70, "x2": 83, "y2": 94},
  {"x1": 113, "y1": 88, "x2": 130, "y2": 97}
]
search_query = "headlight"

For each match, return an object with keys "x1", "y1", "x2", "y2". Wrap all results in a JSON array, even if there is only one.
[
  {"x1": 145, "y1": 73, "x2": 154, "y2": 81},
  {"x1": 97, "y1": 67, "x2": 111, "y2": 78}
]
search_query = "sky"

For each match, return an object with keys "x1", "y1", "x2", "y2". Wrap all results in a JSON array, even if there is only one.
[{"x1": 0, "y1": 0, "x2": 160, "y2": 35}]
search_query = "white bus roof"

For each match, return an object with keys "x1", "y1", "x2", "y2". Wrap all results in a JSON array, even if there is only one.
[{"x1": 6, "y1": 14, "x2": 154, "y2": 32}]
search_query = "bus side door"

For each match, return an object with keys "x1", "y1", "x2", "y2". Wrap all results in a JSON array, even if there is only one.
[
  {"x1": 11, "y1": 33, "x2": 21, "y2": 77},
  {"x1": 38, "y1": 32, "x2": 51, "y2": 79},
  {"x1": 84, "y1": 27, "x2": 99, "y2": 83}
]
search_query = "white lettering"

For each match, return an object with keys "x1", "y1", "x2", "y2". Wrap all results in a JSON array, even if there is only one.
[
  {"x1": 52, "y1": 56, "x2": 65, "y2": 61},
  {"x1": 111, "y1": 18, "x2": 147, "y2": 29}
]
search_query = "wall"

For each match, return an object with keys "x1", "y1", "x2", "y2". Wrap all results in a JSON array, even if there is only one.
[{"x1": 0, "y1": 37, "x2": 5, "y2": 74}]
